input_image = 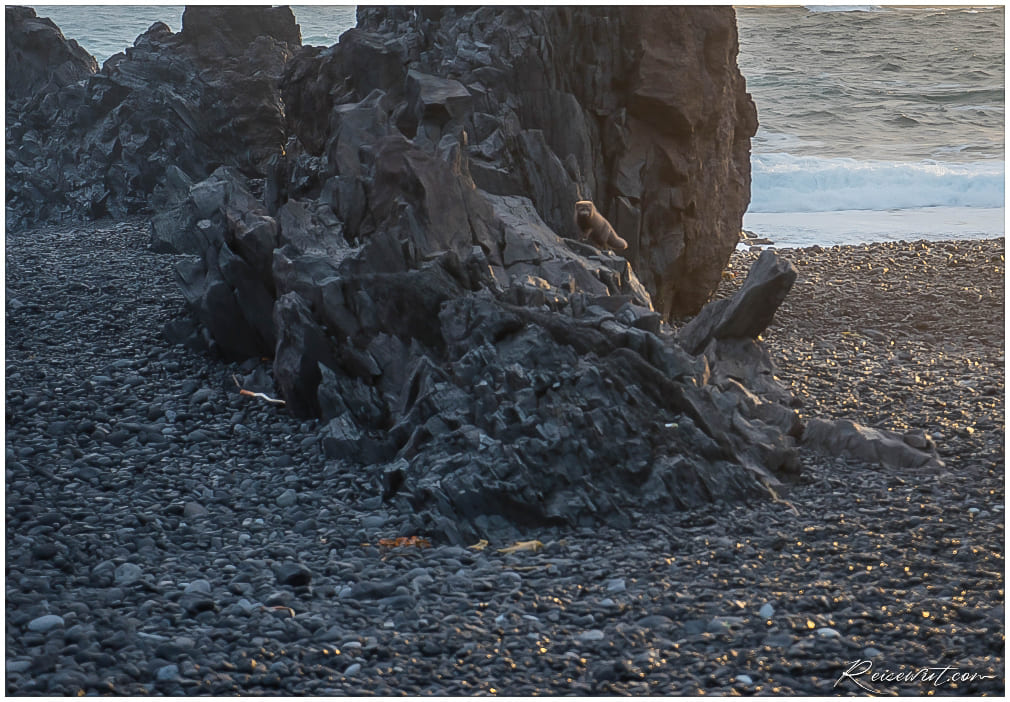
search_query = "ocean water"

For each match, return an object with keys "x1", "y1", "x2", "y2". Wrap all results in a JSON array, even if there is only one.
[
  {"x1": 30, "y1": 5, "x2": 356, "y2": 62},
  {"x1": 736, "y1": 5, "x2": 1004, "y2": 246},
  {"x1": 30, "y1": 5, "x2": 1006, "y2": 247}
]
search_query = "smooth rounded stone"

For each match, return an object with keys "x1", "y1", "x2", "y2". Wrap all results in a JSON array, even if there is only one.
[
  {"x1": 636, "y1": 614, "x2": 674, "y2": 630},
  {"x1": 343, "y1": 662, "x2": 362, "y2": 676},
  {"x1": 156, "y1": 663, "x2": 180, "y2": 681},
  {"x1": 27, "y1": 614, "x2": 65, "y2": 633},
  {"x1": 101, "y1": 630, "x2": 131, "y2": 650},
  {"x1": 759, "y1": 603, "x2": 775, "y2": 619},
  {"x1": 378, "y1": 593, "x2": 416, "y2": 610},
  {"x1": 735, "y1": 674, "x2": 754, "y2": 685},
  {"x1": 360, "y1": 514, "x2": 386, "y2": 528},
  {"x1": 183, "y1": 501, "x2": 209, "y2": 518},
  {"x1": 186, "y1": 429, "x2": 211, "y2": 442},
  {"x1": 605, "y1": 578, "x2": 626, "y2": 593},
  {"x1": 6, "y1": 659, "x2": 31, "y2": 674},
  {"x1": 101, "y1": 587, "x2": 126, "y2": 605},
  {"x1": 191, "y1": 388, "x2": 214, "y2": 404},
  {"x1": 276, "y1": 489, "x2": 298, "y2": 507},
  {"x1": 816, "y1": 627, "x2": 841, "y2": 638},
  {"x1": 184, "y1": 579, "x2": 212, "y2": 595},
  {"x1": 577, "y1": 629, "x2": 605, "y2": 643},
  {"x1": 274, "y1": 562, "x2": 312, "y2": 587},
  {"x1": 268, "y1": 660, "x2": 291, "y2": 676},
  {"x1": 236, "y1": 598, "x2": 260, "y2": 615},
  {"x1": 497, "y1": 571, "x2": 522, "y2": 591},
  {"x1": 863, "y1": 646, "x2": 883, "y2": 657},
  {"x1": 155, "y1": 641, "x2": 189, "y2": 661},
  {"x1": 182, "y1": 595, "x2": 217, "y2": 615},
  {"x1": 31, "y1": 542, "x2": 60, "y2": 560},
  {"x1": 114, "y1": 563, "x2": 143, "y2": 585},
  {"x1": 264, "y1": 591, "x2": 292, "y2": 607},
  {"x1": 64, "y1": 624, "x2": 93, "y2": 643}
]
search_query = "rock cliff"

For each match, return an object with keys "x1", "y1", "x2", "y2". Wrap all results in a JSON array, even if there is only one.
[
  {"x1": 282, "y1": 6, "x2": 757, "y2": 318},
  {"x1": 5, "y1": 6, "x2": 98, "y2": 104},
  {"x1": 5, "y1": 6, "x2": 299, "y2": 227}
]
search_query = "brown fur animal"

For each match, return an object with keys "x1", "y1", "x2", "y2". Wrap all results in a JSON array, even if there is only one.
[{"x1": 574, "y1": 200, "x2": 628, "y2": 252}]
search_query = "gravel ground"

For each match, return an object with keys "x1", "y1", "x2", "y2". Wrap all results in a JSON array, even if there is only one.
[{"x1": 6, "y1": 220, "x2": 1004, "y2": 695}]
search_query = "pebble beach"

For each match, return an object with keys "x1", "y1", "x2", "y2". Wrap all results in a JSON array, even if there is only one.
[{"x1": 5, "y1": 220, "x2": 1004, "y2": 695}]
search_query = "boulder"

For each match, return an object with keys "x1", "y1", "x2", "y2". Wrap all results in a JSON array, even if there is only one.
[
  {"x1": 678, "y1": 249, "x2": 798, "y2": 355},
  {"x1": 802, "y1": 418, "x2": 946, "y2": 471}
]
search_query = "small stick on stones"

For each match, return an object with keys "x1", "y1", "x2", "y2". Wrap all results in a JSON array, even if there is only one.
[{"x1": 232, "y1": 374, "x2": 286, "y2": 406}]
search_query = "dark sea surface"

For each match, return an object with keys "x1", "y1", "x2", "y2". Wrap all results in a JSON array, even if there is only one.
[{"x1": 31, "y1": 4, "x2": 1005, "y2": 246}]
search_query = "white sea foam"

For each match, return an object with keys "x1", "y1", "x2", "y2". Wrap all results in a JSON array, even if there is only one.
[
  {"x1": 749, "y1": 153, "x2": 1005, "y2": 213},
  {"x1": 804, "y1": 5, "x2": 884, "y2": 13},
  {"x1": 743, "y1": 207, "x2": 1005, "y2": 248}
]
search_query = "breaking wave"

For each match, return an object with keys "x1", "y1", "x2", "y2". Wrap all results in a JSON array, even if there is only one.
[{"x1": 749, "y1": 153, "x2": 1005, "y2": 213}]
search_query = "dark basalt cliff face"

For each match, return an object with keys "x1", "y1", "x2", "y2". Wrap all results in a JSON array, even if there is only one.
[
  {"x1": 6, "y1": 6, "x2": 299, "y2": 227},
  {"x1": 284, "y1": 6, "x2": 758, "y2": 319},
  {"x1": 5, "y1": 6, "x2": 98, "y2": 104},
  {"x1": 8, "y1": 6, "x2": 840, "y2": 543}
]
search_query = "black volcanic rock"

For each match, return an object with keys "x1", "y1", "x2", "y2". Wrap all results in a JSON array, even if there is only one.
[
  {"x1": 152, "y1": 5, "x2": 794, "y2": 541},
  {"x1": 8, "y1": 5, "x2": 800, "y2": 540},
  {"x1": 285, "y1": 5, "x2": 757, "y2": 319},
  {"x1": 5, "y1": 6, "x2": 98, "y2": 104},
  {"x1": 678, "y1": 249, "x2": 799, "y2": 355},
  {"x1": 6, "y1": 6, "x2": 301, "y2": 229}
]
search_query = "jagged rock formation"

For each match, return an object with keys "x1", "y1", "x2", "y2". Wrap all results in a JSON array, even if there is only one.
[
  {"x1": 8, "y1": 6, "x2": 804, "y2": 542},
  {"x1": 5, "y1": 6, "x2": 98, "y2": 104},
  {"x1": 282, "y1": 6, "x2": 757, "y2": 319},
  {"x1": 5, "y1": 6, "x2": 300, "y2": 228},
  {"x1": 161, "y1": 161, "x2": 800, "y2": 543},
  {"x1": 6, "y1": 5, "x2": 756, "y2": 319}
]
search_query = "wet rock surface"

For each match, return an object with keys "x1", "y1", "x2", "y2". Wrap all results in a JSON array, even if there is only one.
[{"x1": 6, "y1": 222, "x2": 1003, "y2": 695}]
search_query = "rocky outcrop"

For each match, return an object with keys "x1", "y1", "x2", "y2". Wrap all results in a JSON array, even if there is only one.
[
  {"x1": 7, "y1": 5, "x2": 755, "y2": 317},
  {"x1": 9, "y1": 6, "x2": 795, "y2": 541},
  {"x1": 155, "y1": 6, "x2": 786, "y2": 541},
  {"x1": 166, "y1": 160, "x2": 800, "y2": 544},
  {"x1": 5, "y1": 6, "x2": 300, "y2": 228},
  {"x1": 282, "y1": 6, "x2": 757, "y2": 319},
  {"x1": 5, "y1": 6, "x2": 98, "y2": 104}
]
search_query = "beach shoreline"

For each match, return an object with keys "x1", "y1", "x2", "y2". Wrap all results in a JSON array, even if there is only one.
[{"x1": 6, "y1": 220, "x2": 1004, "y2": 695}]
